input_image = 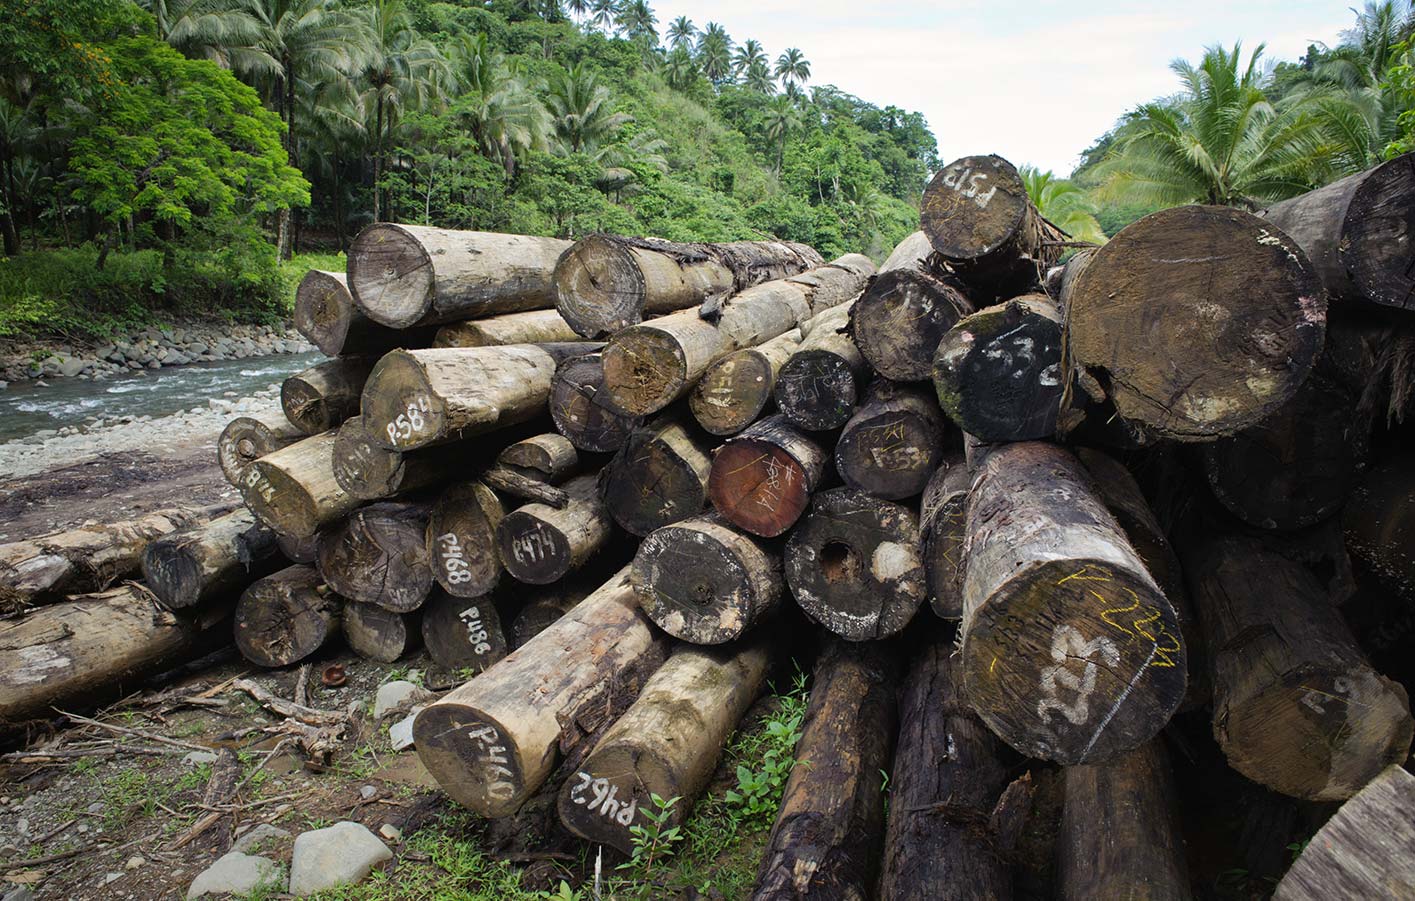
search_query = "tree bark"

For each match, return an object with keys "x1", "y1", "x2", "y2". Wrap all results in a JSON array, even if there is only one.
[
  {"x1": 330, "y1": 417, "x2": 470, "y2": 502},
  {"x1": 549, "y1": 352, "x2": 641, "y2": 453},
  {"x1": 1344, "y1": 456, "x2": 1415, "y2": 596},
  {"x1": 511, "y1": 582, "x2": 587, "y2": 649},
  {"x1": 496, "y1": 474, "x2": 613, "y2": 585},
  {"x1": 774, "y1": 301, "x2": 868, "y2": 431},
  {"x1": 280, "y1": 356, "x2": 376, "y2": 435},
  {"x1": 835, "y1": 380, "x2": 947, "y2": 500},
  {"x1": 242, "y1": 431, "x2": 359, "y2": 539},
  {"x1": 316, "y1": 501, "x2": 434, "y2": 613},
  {"x1": 276, "y1": 531, "x2": 319, "y2": 565},
  {"x1": 919, "y1": 455, "x2": 968, "y2": 620},
  {"x1": 689, "y1": 326, "x2": 801, "y2": 436},
  {"x1": 344, "y1": 601, "x2": 421, "y2": 663},
  {"x1": 233, "y1": 565, "x2": 341, "y2": 668},
  {"x1": 294, "y1": 269, "x2": 438, "y2": 357},
  {"x1": 420, "y1": 587, "x2": 512, "y2": 674},
  {"x1": 497, "y1": 433, "x2": 579, "y2": 482},
  {"x1": 428, "y1": 481, "x2": 506, "y2": 598},
  {"x1": 218, "y1": 412, "x2": 303, "y2": 487},
  {"x1": 141, "y1": 508, "x2": 281, "y2": 610},
  {"x1": 600, "y1": 413, "x2": 715, "y2": 536},
  {"x1": 708, "y1": 414, "x2": 827, "y2": 538},
  {"x1": 434, "y1": 309, "x2": 585, "y2": 348}
]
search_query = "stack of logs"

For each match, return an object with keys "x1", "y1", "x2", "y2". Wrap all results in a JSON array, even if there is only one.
[{"x1": 6, "y1": 150, "x2": 1415, "y2": 898}]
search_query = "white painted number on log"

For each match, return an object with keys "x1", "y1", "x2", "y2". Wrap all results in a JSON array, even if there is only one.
[
  {"x1": 569, "y1": 773, "x2": 638, "y2": 826},
  {"x1": 511, "y1": 524, "x2": 555, "y2": 565},
  {"x1": 1035, "y1": 625, "x2": 1120, "y2": 726},
  {"x1": 386, "y1": 394, "x2": 432, "y2": 445},
  {"x1": 464, "y1": 723, "x2": 516, "y2": 801},
  {"x1": 438, "y1": 532, "x2": 473, "y2": 585},
  {"x1": 457, "y1": 605, "x2": 493, "y2": 655},
  {"x1": 940, "y1": 166, "x2": 999, "y2": 210}
]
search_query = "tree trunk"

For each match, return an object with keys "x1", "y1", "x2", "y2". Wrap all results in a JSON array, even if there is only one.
[
  {"x1": 549, "y1": 352, "x2": 641, "y2": 453},
  {"x1": 294, "y1": 269, "x2": 438, "y2": 357},
  {"x1": 1062, "y1": 205, "x2": 1326, "y2": 441},
  {"x1": 835, "y1": 379, "x2": 947, "y2": 500},
  {"x1": 413, "y1": 568, "x2": 670, "y2": 817},
  {"x1": 919, "y1": 455, "x2": 968, "y2": 620},
  {"x1": 330, "y1": 417, "x2": 470, "y2": 502},
  {"x1": 600, "y1": 412, "x2": 715, "y2": 536},
  {"x1": 599, "y1": 254, "x2": 874, "y2": 415},
  {"x1": 511, "y1": 582, "x2": 587, "y2": 649},
  {"x1": 218, "y1": 412, "x2": 303, "y2": 487},
  {"x1": 850, "y1": 230, "x2": 974, "y2": 382},
  {"x1": 752, "y1": 639, "x2": 898, "y2": 900},
  {"x1": 774, "y1": 301, "x2": 868, "y2": 431},
  {"x1": 497, "y1": 433, "x2": 579, "y2": 482},
  {"x1": 233, "y1": 565, "x2": 341, "y2": 668},
  {"x1": 558, "y1": 640, "x2": 771, "y2": 852},
  {"x1": 960, "y1": 442, "x2": 1187, "y2": 764},
  {"x1": 347, "y1": 224, "x2": 571, "y2": 328},
  {"x1": 1344, "y1": 456, "x2": 1415, "y2": 596},
  {"x1": 785, "y1": 487, "x2": 926, "y2": 641},
  {"x1": 280, "y1": 356, "x2": 376, "y2": 435},
  {"x1": 631, "y1": 513, "x2": 782, "y2": 645},
  {"x1": 553, "y1": 234, "x2": 824, "y2": 338},
  {"x1": 428, "y1": 480, "x2": 506, "y2": 598},
  {"x1": 316, "y1": 501, "x2": 434, "y2": 613},
  {"x1": 420, "y1": 587, "x2": 513, "y2": 674},
  {"x1": 276, "y1": 531, "x2": 320, "y2": 565},
  {"x1": 343, "y1": 601, "x2": 421, "y2": 663},
  {"x1": 689, "y1": 325, "x2": 801, "y2": 436},
  {"x1": 141, "y1": 508, "x2": 282, "y2": 610},
  {"x1": 434, "y1": 310, "x2": 585, "y2": 349},
  {"x1": 1182, "y1": 535, "x2": 1412, "y2": 800},
  {"x1": 496, "y1": 474, "x2": 612, "y2": 585},
  {"x1": 708, "y1": 414, "x2": 826, "y2": 538},
  {"x1": 242, "y1": 431, "x2": 359, "y2": 539}
]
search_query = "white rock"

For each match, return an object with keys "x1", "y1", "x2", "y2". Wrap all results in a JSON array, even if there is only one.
[
  {"x1": 388, "y1": 711, "x2": 418, "y2": 751},
  {"x1": 378, "y1": 824, "x2": 402, "y2": 842},
  {"x1": 373, "y1": 681, "x2": 431, "y2": 720},
  {"x1": 183, "y1": 750, "x2": 218, "y2": 767},
  {"x1": 186, "y1": 852, "x2": 282, "y2": 899},
  {"x1": 231, "y1": 823, "x2": 290, "y2": 855},
  {"x1": 287, "y1": 822, "x2": 392, "y2": 897}
]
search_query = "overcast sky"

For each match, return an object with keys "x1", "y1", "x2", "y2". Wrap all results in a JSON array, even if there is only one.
[{"x1": 651, "y1": 0, "x2": 1356, "y2": 175}]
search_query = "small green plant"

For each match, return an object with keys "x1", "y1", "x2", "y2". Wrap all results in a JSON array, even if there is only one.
[
  {"x1": 235, "y1": 863, "x2": 287, "y2": 901},
  {"x1": 70, "y1": 756, "x2": 100, "y2": 777},
  {"x1": 620, "y1": 794, "x2": 684, "y2": 874},
  {"x1": 723, "y1": 670, "x2": 807, "y2": 824},
  {"x1": 1287, "y1": 839, "x2": 1310, "y2": 863},
  {"x1": 174, "y1": 762, "x2": 214, "y2": 793},
  {"x1": 537, "y1": 880, "x2": 584, "y2": 901}
]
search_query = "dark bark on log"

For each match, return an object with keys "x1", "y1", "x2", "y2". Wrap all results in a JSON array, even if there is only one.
[
  {"x1": 141, "y1": 508, "x2": 281, "y2": 610},
  {"x1": 510, "y1": 583, "x2": 586, "y2": 649},
  {"x1": 919, "y1": 456, "x2": 968, "y2": 620},
  {"x1": 600, "y1": 413, "x2": 714, "y2": 536},
  {"x1": 689, "y1": 326, "x2": 801, "y2": 437},
  {"x1": 835, "y1": 380, "x2": 947, "y2": 500},
  {"x1": 294, "y1": 269, "x2": 436, "y2": 356},
  {"x1": 316, "y1": 501, "x2": 434, "y2": 612},
  {"x1": 276, "y1": 531, "x2": 320, "y2": 565},
  {"x1": 481, "y1": 467, "x2": 569, "y2": 508},
  {"x1": 280, "y1": 357, "x2": 376, "y2": 435},
  {"x1": 428, "y1": 480, "x2": 505, "y2": 598},
  {"x1": 549, "y1": 353, "x2": 641, "y2": 453},
  {"x1": 1344, "y1": 456, "x2": 1415, "y2": 596},
  {"x1": 242, "y1": 431, "x2": 359, "y2": 539},
  {"x1": 498, "y1": 433, "x2": 579, "y2": 482},
  {"x1": 218, "y1": 412, "x2": 302, "y2": 486},
  {"x1": 708, "y1": 414, "x2": 827, "y2": 538},
  {"x1": 496, "y1": 474, "x2": 613, "y2": 585},
  {"x1": 434, "y1": 309, "x2": 585, "y2": 348},
  {"x1": 774, "y1": 302, "x2": 868, "y2": 431},
  {"x1": 343, "y1": 601, "x2": 421, "y2": 663},
  {"x1": 233, "y1": 564, "x2": 341, "y2": 668},
  {"x1": 420, "y1": 587, "x2": 512, "y2": 674}
]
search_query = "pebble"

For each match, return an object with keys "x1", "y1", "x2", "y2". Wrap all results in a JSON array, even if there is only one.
[
  {"x1": 388, "y1": 712, "x2": 418, "y2": 752},
  {"x1": 287, "y1": 822, "x2": 392, "y2": 897},
  {"x1": 183, "y1": 750, "x2": 218, "y2": 768},
  {"x1": 2, "y1": 887, "x2": 35, "y2": 901},
  {"x1": 186, "y1": 851, "x2": 283, "y2": 900},
  {"x1": 359, "y1": 785, "x2": 376, "y2": 801},
  {"x1": 125, "y1": 856, "x2": 145, "y2": 870},
  {"x1": 231, "y1": 823, "x2": 290, "y2": 856},
  {"x1": 378, "y1": 824, "x2": 402, "y2": 843}
]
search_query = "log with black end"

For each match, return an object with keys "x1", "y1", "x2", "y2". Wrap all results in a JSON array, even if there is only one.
[
  {"x1": 960, "y1": 441, "x2": 1188, "y2": 764},
  {"x1": 420, "y1": 586, "x2": 513, "y2": 675},
  {"x1": 689, "y1": 326, "x2": 801, "y2": 436},
  {"x1": 920, "y1": 154, "x2": 1066, "y2": 297},
  {"x1": 497, "y1": 474, "x2": 613, "y2": 585},
  {"x1": 1182, "y1": 535, "x2": 1412, "y2": 800},
  {"x1": 294, "y1": 268, "x2": 436, "y2": 356},
  {"x1": 428, "y1": 480, "x2": 505, "y2": 598},
  {"x1": 932, "y1": 293, "x2": 1063, "y2": 442},
  {"x1": 919, "y1": 456, "x2": 969, "y2": 620},
  {"x1": 1344, "y1": 456, "x2": 1415, "y2": 596},
  {"x1": 141, "y1": 508, "x2": 282, "y2": 610},
  {"x1": 233, "y1": 564, "x2": 342, "y2": 668},
  {"x1": 752, "y1": 639, "x2": 898, "y2": 900},
  {"x1": 316, "y1": 500, "x2": 434, "y2": 613},
  {"x1": 347, "y1": 224, "x2": 572, "y2": 328},
  {"x1": 784, "y1": 487, "x2": 926, "y2": 641},
  {"x1": 276, "y1": 531, "x2": 319, "y2": 565},
  {"x1": 241, "y1": 431, "x2": 359, "y2": 539},
  {"x1": 850, "y1": 230, "x2": 974, "y2": 381},
  {"x1": 553, "y1": 233, "x2": 825, "y2": 338},
  {"x1": 599, "y1": 254, "x2": 874, "y2": 416},
  {"x1": 632, "y1": 514, "x2": 782, "y2": 644},
  {"x1": 218, "y1": 412, "x2": 302, "y2": 486},
  {"x1": 549, "y1": 352, "x2": 641, "y2": 453},
  {"x1": 1062, "y1": 205, "x2": 1326, "y2": 441},
  {"x1": 558, "y1": 639, "x2": 771, "y2": 852},
  {"x1": 834, "y1": 379, "x2": 947, "y2": 499},
  {"x1": 1058, "y1": 740, "x2": 1193, "y2": 900},
  {"x1": 878, "y1": 632, "x2": 1013, "y2": 900},
  {"x1": 344, "y1": 601, "x2": 421, "y2": 663},
  {"x1": 600, "y1": 413, "x2": 714, "y2": 536},
  {"x1": 280, "y1": 356, "x2": 376, "y2": 435},
  {"x1": 707, "y1": 414, "x2": 827, "y2": 538},
  {"x1": 413, "y1": 568, "x2": 671, "y2": 817},
  {"x1": 330, "y1": 417, "x2": 469, "y2": 502},
  {"x1": 773, "y1": 302, "x2": 868, "y2": 431}
]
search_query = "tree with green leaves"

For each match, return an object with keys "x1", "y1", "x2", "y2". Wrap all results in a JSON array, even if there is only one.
[
  {"x1": 763, "y1": 94, "x2": 800, "y2": 174},
  {"x1": 698, "y1": 23, "x2": 733, "y2": 85},
  {"x1": 614, "y1": 0, "x2": 657, "y2": 44},
  {"x1": 142, "y1": 0, "x2": 266, "y2": 71},
  {"x1": 0, "y1": 97, "x2": 38, "y2": 254},
  {"x1": 744, "y1": 60, "x2": 775, "y2": 95},
  {"x1": 734, "y1": 39, "x2": 767, "y2": 77},
  {"x1": 1020, "y1": 167, "x2": 1106, "y2": 244},
  {"x1": 589, "y1": 0, "x2": 618, "y2": 33},
  {"x1": 774, "y1": 47, "x2": 810, "y2": 93},
  {"x1": 662, "y1": 46, "x2": 698, "y2": 91},
  {"x1": 545, "y1": 62, "x2": 631, "y2": 153},
  {"x1": 451, "y1": 33, "x2": 549, "y2": 179},
  {"x1": 666, "y1": 15, "x2": 696, "y2": 51}
]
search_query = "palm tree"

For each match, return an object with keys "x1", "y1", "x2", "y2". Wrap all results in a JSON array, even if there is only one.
[
  {"x1": 452, "y1": 33, "x2": 550, "y2": 178},
  {"x1": 142, "y1": 0, "x2": 267, "y2": 71},
  {"x1": 698, "y1": 23, "x2": 733, "y2": 84},
  {"x1": 1020, "y1": 167, "x2": 1107, "y2": 244},
  {"x1": 666, "y1": 16, "x2": 696, "y2": 51},
  {"x1": 774, "y1": 48, "x2": 810, "y2": 91},
  {"x1": 733, "y1": 39, "x2": 767, "y2": 77},
  {"x1": 564, "y1": 0, "x2": 590, "y2": 24},
  {"x1": 614, "y1": 0, "x2": 657, "y2": 42},
  {"x1": 662, "y1": 47, "x2": 698, "y2": 90},
  {"x1": 744, "y1": 60, "x2": 775, "y2": 95},
  {"x1": 545, "y1": 62, "x2": 632, "y2": 153},
  {"x1": 763, "y1": 94, "x2": 800, "y2": 174},
  {"x1": 589, "y1": 0, "x2": 619, "y2": 33}
]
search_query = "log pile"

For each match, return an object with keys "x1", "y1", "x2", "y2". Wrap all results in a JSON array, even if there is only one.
[{"x1": 8, "y1": 153, "x2": 1415, "y2": 893}]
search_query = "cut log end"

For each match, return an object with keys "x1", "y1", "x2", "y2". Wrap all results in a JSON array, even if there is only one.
[
  {"x1": 347, "y1": 223, "x2": 435, "y2": 328},
  {"x1": 316, "y1": 502, "x2": 433, "y2": 613},
  {"x1": 294, "y1": 269, "x2": 355, "y2": 356},
  {"x1": 140, "y1": 542, "x2": 205, "y2": 609},
  {"x1": 233, "y1": 565, "x2": 339, "y2": 668},
  {"x1": 420, "y1": 590, "x2": 510, "y2": 674},
  {"x1": 553, "y1": 235, "x2": 645, "y2": 338},
  {"x1": 243, "y1": 460, "x2": 318, "y2": 540},
  {"x1": 361, "y1": 350, "x2": 449, "y2": 450},
  {"x1": 920, "y1": 155, "x2": 1030, "y2": 261},
  {"x1": 413, "y1": 704, "x2": 526, "y2": 815},
  {"x1": 550, "y1": 354, "x2": 640, "y2": 453},
  {"x1": 708, "y1": 437, "x2": 812, "y2": 538},
  {"x1": 498, "y1": 511, "x2": 576, "y2": 585},
  {"x1": 775, "y1": 349, "x2": 859, "y2": 431},
  {"x1": 217, "y1": 414, "x2": 299, "y2": 487},
  {"x1": 1346, "y1": 154, "x2": 1415, "y2": 309},
  {"x1": 428, "y1": 481, "x2": 505, "y2": 597},
  {"x1": 835, "y1": 382, "x2": 946, "y2": 500},
  {"x1": 601, "y1": 328, "x2": 687, "y2": 416},
  {"x1": 851, "y1": 269, "x2": 970, "y2": 382},
  {"x1": 689, "y1": 351, "x2": 774, "y2": 436},
  {"x1": 331, "y1": 418, "x2": 401, "y2": 499},
  {"x1": 344, "y1": 602, "x2": 419, "y2": 663}
]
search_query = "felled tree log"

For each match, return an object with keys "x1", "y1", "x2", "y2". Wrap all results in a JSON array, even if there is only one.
[
  {"x1": 773, "y1": 302, "x2": 868, "y2": 431},
  {"x1": 276, "y1": 532, "x2": 319, "y2": 565},
  {"x1": 632, "y1": 514, "x2": 782, "y2": 644},
  {"x1": 961, "y1": 442, "x2": 1187, "y2": 764},
  {"x1": 689, "y1": 326, "x2": 801, "y2": 436},
  {"x1": 242, "y1": 431, "x2": 359, "y2": 539},
  {"x1": 1344, "y1": 456, "x2": 1415, "y2": 595},
  {"x1": 600, "y1": 254, "x2": 874, "y2": 416},
  {"x1": 217, "y1": 412, "x2": 302, "y2": 486},
  {"x1": 553, "y1": 233, "x2": 824, "y2": 338},
  {"x1": 330, "y1": 417, "x2": 466, "y2": 501},
  {"x1": 753, "y1": 639, "x2": 898, "y2": 900},
  {"x1": 428, "y1": 481, "x2": 505, "y2": 598},
  {"x1": 294, "y1": 269, "x2": 436, "y2": 356},
  {"x1": 1184, "y1": 535, "x2": 1412, "y2": 800},
  {"x1": 1260, "y1": 153, "x2": 1415, "y2": 311},
  {"x1": 549, "y1": 353, "x2": 641, "y2": 453},
  {"x1": 414, "y1": 568, "x2": 670, "y2": 816},
  {"x1": 707, "y1": 415, "x2": 826, "y2": 538},
  {"x1": 343, "y1": 601, "x2": 421, "y2": 663},
  {"x1": 434, "y1": 309, "x2": 584, "y2": 348},
  {"x1": 785, "y1": 488, "x2": 926, "y2": 641},
  {"x1": 920, "y1": 155, "x2": 1066, "y2": 297},
  {"x1": 600, "y1": 413, "x2": 714, "y2": 536},
  {"x1": 347, "y1": 224, "x2": 571, "y2": 328},
  {"x1": 420, "y1": 587, "x2": 512, "y2": 674},
  {"x1": 558, "y1": 640, "x2": 771, "y2": 852},
  {"x1": 233, "y1": 565, "x2": 341, "y2": 668},
  {"x1": 511, "y1": 584, "x2": 585, "y2": 649},
  {"x1": 919, "y1": 456, "x2": 969, "y2": 620},
  {"x1": 878, "y1": 634, "x2": 1012, "y2": 899},
  {"x1": 498, "y1": 433, "x2": 579, "y2": 482},
  {"x1": 1063, "y1": 205, "x2": 1326, "y2": 441},
  {"x1": 497, "y1": 474, "x2": 613, "y2": 585},
  {"x1": 834, "y1": 380, "x2": 947, "y2": 499},
  {"x1": 1058, "y1": 740, "x2": 1192, "y2": 900},
  {"x1": 141, "y1": 508, "x2": 281, "y2": 609},
  {"x1": 933, "y1": 294, "x2": 1063, "y2": 441},
  {"x1": 280, "y1": 356, "x2": 375, "y2": 434},
  {"x1": 850, "y1": 231, "x2": 974, "y2": 381},
  {"x1": 316, "y1": 501, "x2": 434, "y2": 612}
]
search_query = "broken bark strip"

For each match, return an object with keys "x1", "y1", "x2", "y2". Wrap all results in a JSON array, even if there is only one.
[
  {"x1": 413, "y1": 568, "x2": 671, "y2": 817},
  {"x1": 558, "y1": 640, "x2": 771, "y2": 852},
  {"x1": 549, "y1": 353, "x2": 641, "y2": 453},
  {"x1": 233, "y1": 565, "x2": 342, "y2": 668},
  {"x1": 280, "y1": 356, "x2": 376, "y2": 435},
  {"x1": 707, "y1": 414, "x2": 827, "y2": 538},
  {"x1": 1183, "y1": 535, "x2": 1412, "y2": 800},
  {"x1": 599, "y1": 254, "x2": 874, "y2": 416},
  {"x1": 553, "y1": 233, "x2": 824, "y2": 338},
  {"x1": 1260, "y1": 153, "x2": 1415, "y2": 311},
  {"x1": 600, "y1": 413, "x2": 715, "y2": 537},
  {"x1": 497, "y1": 474, "x2": 613, "y2": 585},
  {"x1": 343, "y1": 601, "x2": 421, "y2": 663},
  {"x1": 330, "y1": 417, "x2": 466, "y2": 502},
  {"x1": 933, "y1": 294, "x2": 1063, "y2": 442},
  {"x1": 294, "y1": 269, "x2": 436, "y2": 357},
  {"x1": 1058, "y1": 740, "x2": 1193, "y2": 900},
  {"x1": 434, "y1": 309, "x2": 585, "y2": 348},
  {"x1": 961, "y1": 442, "x2": 1187, "y2": 764},
  {"x1": 218, "y1": 412, "x2": 302, "y2": 486},
  {"x1": 421, "y1": 587, "x2": 512, "y2": 674},
  {"x1": 632, "y1": 514, "x2": 782, "y2": 645},
  {"x1": 428, "y1": 481, "x2": 505, "y2": 598},
  {"x1": 834, "y1": 380, "x2": 947, "y2": 500},
  {"x1": 347, "y1": 224, "x2": 571, "y2": 329},
  {"x1": 785, "y1": 488, "x2": 926, "y2": 641},
  {"x1": 919, "y1": 456, "x2": 969, "y2": 620},
  {"x1": 242, "y1": 431, "x2": 359, "y2": 539},
  {"x1": 689, "y1": 326, "x2": 801, "y2": 437},
  {"x1": 774, "y1": 302, "x2": 868, "y2": 431},
  {"x1": 316, "y1": 501, "x2": 434, "y2": 613},
  {"x1": 141, "y1": 508, "x2": 282, "y2": 610},
  {"x1": 879, "y1": 634, "x2": 1013, "y2": 899},
  {"x1": 1063, "y1": 205, "x2": 1326, "y2": 441},
  {"x1": 753, "y1": 639, "x2": 898, "y2": 900}
]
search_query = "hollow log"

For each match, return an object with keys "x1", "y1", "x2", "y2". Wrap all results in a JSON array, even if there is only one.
[
  {"x1": 330, "y1": 417, "x2": 466, "y2": 502},
  {"x1": 141, "y1": 508, "x2": 282, "y2": 610},
  {"x1": 599, "y1": 254, "x2": 874, "y2": 416},
  {"x1": 774, "y1": 302, "x2": 867, "y2": 431},
  {"x1": 961, "y1": 442, "x2": 1187, "y2": 764},
  {"x1": 707, "y1": 414, "x2": 827, "y2": 538},
  {"x1": 1183, "y1": 535, "x2": 1412, "y2": 800},
  {"x1": 433, "y1": 309, "x2": 584, "y2": 349},
  {"x1": 344, "y1": 601, "x2": 421, "y2": 663},
  {"x1": 549, "y1": 352, "x2": 641, "y2": 453},
  {"x1": 242, "y1": 431, "x2": 359, "y2": 539},
  {"x1": 752, "y1": 639, "x2": 898, "y2": 900},
  {"x1": 347, "y1": 224, "x2": 571, "y2": 329},
  {"x1": 632, "y1": 514, "x2": 782, "y2": 645},
  {"x1": 496, "y1": 474, "x2": 613, "y2": 585},
  {"x1": 553, "y1": 233, "x2": 824, "y2": 339},
  {"x1": 1063, "y1": 205, "x2": 1326, "y2": 441},
  {"x1": 689, "y1": 327, "x2": 801, "y2": 437},
  {"x1": 294, "y1": 269, "x2": 437, "y2": 356},
  {"x1": 785, "y1": 488, "x2": 926, "y2": 641},
  {"x1": 280, "y1": 356, "x2": 376, "y2": 435},
  {"x1": 558, "y1": 640, "x2": 771, "y2": 852},
  {"x1": 498, "y1": 433, "x2": 579, "y2": 482},
  {"x1": 316, "y1": 501, "x2": 434, "y2": 612},
  {"x1": 919, "y1": 456, "x2": 969, "y2": 620},
  {"x1": 420, "y1": 587, "x2": 512, "y2": 674},
  {"x1": 834, "y1": 380, "x2": 947, "y2": 500},
  {"x1": 218, "y1": 412, "x2": 302, "y2": 486},
  {"x1": 428, "y1": 481, "x2": 505, "y2": 597},
  {"x1": 233, "y1": 565, "x2": 341, "y2": 668},
  {"x1": 600, "y1": 413, "x2": 714, "y2": 536},
  {"x1": 413, "y1": 568, "x2": 671, "y2": 817}
]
